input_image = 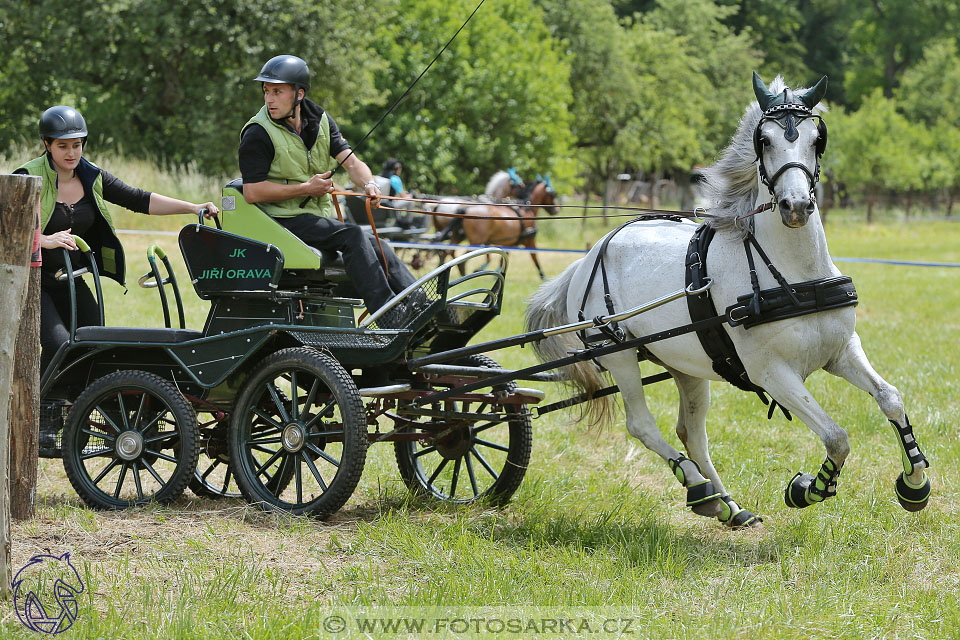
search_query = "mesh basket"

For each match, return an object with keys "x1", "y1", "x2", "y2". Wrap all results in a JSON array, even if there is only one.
[{"x1": 39, "y1": 399, "x2": 71, "y2": 458}]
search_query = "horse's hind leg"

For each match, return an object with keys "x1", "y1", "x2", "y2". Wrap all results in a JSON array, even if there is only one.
[
  {"x1": 597, "y1": 352, "x2": 724, "y2": 518},
  {"x1": 669, "y1": 368, "x2": 761, "y2": 528},
  {"x1": 825, "y1": 332, "x2": 931, "y2": 511},
  {"x1": 754, "y1": 366, "x2": 850, "y2": 508}
]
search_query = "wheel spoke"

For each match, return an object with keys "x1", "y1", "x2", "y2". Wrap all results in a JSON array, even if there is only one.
[
  {"x1": 251, "y1": 445, "x2": 276, "y2": 455},
  {"x1": 141, "y1": 460, "x2": 167, "y2": 488},
  {"x1": 252, "y1": 409, "x2": 283, "y2": 431},
  {"x1": 306, "y1": 429, "x2": 344, "y2": 439},
  {"x1": 449, "y1": 458, "x2": 462, "y2": 498},
  {"x1": 132, "y1": 462, "x2": 144, "y2": 500},
  {"x1": 270, "y1": 455, "x2": 291, "y2": 497},
  {"x1": 304, "y1": 442, "x2": 340, "y2": 468},
  {"x1": 295, "y1": 455, "x2": 304, "y2": 504},
  {"x1": 470, "y1": 447, "x2": 499, "y2": 481},
  {"x1": 116, "y1": 392, "x2": 130, "y2": 430},
  {"x1": 300, "y1": 451, "x2": 328, "y2": 492},
  {"x1": 427, "y1": 458, "x2": 449, "y2": 486},
  {"x1": 303, "y1": 399, "x2": 336, "y2": 429},
  {"x1": 113, "y1": 462, "x2": 129, "y2": 499},
  {"x1": 143, "y1": 448, "x2": 178, "y2": 464},
  {"x1": 248, "y1": 436, "x2": 283, "y2": 445},
  {"x1": 301, "y1": 379, "x2": 320, "y2": 417},
  {"x1": 474, "y1": 437, "x2": 510, "y2": 452},
  {"x1": 290, "y1": 371, "x2": 299, "y2": 420},
  {"x1": 80, "y1": 448, "x2": 113, "y2": 461},
  {"x1": 143, "y1": 431, "x2": 179, "y2": 445},
  {"x1": 81, "y1": 427, "x2": 115, "y2": 442},
  {"x1": 91, "y1": 458, "x2": 121, "y2": 485},
  {"x1": 465, "y1": 453, "x2": 480, "y2": 497},
  {"x1": 200, "y1": 460, "x2": 219, "y2": 481},
  {"x1": 131, "y1": 392, "x2": 147, "y2": 432},
  {"x1": 267, "y1": 382, "x2": 291, "y2": 423},
  {"x1": 254, "y1": 448, "x2": 284, "y2": 478},
  {"x1": 221, "y1": 468, "x2": 233, "y2": 495},
  {"x1": 472, "y1": 418, "x2": 508, "y2": 434},
  {"x1": 413, "y1": 445, "x2": 437, "y2": 458},
  {"x1": 137, "y1": 408, "x2": 170, "y2": 435},
  {"x1": 93, "y1": 405, "x2": 123, "y2": 433}
]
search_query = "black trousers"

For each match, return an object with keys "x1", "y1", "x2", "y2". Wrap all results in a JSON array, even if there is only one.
[
  {"x1": 40, "y1": 280, "x2": 101, "y2": 375},
  {"x1": 276, "y1": 214, "x2": 416, "y2": 310}
]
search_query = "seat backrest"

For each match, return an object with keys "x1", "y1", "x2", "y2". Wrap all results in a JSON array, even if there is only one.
[
  {"x1": 178, "y1": 224, "x2": 284, "y2": 299},
  {"x1": 219, "y1": 179, "x2": 323, "y2": 270}
]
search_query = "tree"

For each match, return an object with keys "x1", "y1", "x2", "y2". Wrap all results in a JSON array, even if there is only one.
[
  {"x1": 350, "y1": 0, "x2": 574, "y2": 195},
  {"x1": 1, "y1": 0, "x2": 389, "y2": 174},
  {"x1": 825, "y1": 93, "x2": 927, "y2": 221}
]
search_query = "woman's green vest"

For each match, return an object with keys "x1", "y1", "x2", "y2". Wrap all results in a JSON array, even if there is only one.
[
  {"x1": 241, "y1": 105, "x2": 337, "y2": 218},
  {"x1": 17, "y1": 155, "x2": 127, "y2": 285}
]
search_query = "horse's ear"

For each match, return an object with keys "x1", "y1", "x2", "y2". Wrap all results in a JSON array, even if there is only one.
[
  {"x1": 800, "y1": 76, "x2": 828, "y2": 109},
  {"x1": 753, "y1": 71, "x2": 776, "y2": 111}
]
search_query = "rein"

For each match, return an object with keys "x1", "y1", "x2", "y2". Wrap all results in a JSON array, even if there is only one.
[{"x1": 332, "y1": 189, "x2": 708, "y2": 222}]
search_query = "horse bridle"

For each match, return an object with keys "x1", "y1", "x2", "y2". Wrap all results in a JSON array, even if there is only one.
[{"x1": 753, "y1": 104, "x2": 828, "y2": 200}]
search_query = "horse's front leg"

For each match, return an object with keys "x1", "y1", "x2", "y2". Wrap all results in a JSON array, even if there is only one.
[
  {"x1": 521, "y1": 235, "x2": 546, "y2": 280},
  {"x1": 825, "y1": 332, "x2": 931, "y2": 511},
  {"x1": 753, "y1": 365, "x2": 851, "y2": 508}
]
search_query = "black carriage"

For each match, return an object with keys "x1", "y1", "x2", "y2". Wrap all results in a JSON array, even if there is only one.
[{"x1": 38, "y1": 180, "x2": 541, "y2": 517}]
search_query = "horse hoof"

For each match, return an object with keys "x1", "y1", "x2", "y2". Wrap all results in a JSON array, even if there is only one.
[
  {"x1": 895, "y1": 472, "x2": 930, "y2": 512},
  {"x1": 718, "y1": 497, "x2": 763, "y2": 529},
  {"x1": 784, "y1": 472, "x2": 815, "y2": 508}
]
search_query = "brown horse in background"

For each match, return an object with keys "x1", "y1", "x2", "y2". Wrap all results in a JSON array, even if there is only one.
[{"x1": 433, "y1": 178, "x2": 558, "y2": 279}]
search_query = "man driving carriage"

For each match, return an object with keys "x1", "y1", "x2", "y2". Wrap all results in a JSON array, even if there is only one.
[{"x1": 238, "y1": 54, "x2": 417, "y2": 320}]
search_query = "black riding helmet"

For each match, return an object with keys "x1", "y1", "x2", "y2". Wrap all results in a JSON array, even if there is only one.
[
  {"x1": 255, "y1": 55, "x2": 310, "y2": 92},
  {"x1": 39, "y1": 106, "x2": 88, "y2": 141}
]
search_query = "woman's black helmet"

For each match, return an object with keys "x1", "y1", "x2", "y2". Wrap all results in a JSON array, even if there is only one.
[
  {"x1": 39, "y1": 106, "x2": 87, "y2": 140},
  {"x1": 254, "y1": 55, "x2": 310, "y2": 93}
]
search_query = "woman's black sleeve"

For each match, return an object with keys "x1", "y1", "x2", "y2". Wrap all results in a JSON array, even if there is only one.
[{"x1": 101, "y1": 170, "x2": 152, "y2": 214}]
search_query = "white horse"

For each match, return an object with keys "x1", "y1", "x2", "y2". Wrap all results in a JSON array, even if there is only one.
[
  {"x1": 485, "y1": 169, "x2": 524, "y2": 201},
  {"x1": 525, "y1": 73, "x2": 931, "y2": 527}
]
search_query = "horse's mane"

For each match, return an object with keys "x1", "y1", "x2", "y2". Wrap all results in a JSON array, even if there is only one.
[
  {"x1": 485, "y1": 171, "x2": 511, "y2": 199},
  {"x1": 700, "y1": 75, "x2": 826, "y2": 233}
]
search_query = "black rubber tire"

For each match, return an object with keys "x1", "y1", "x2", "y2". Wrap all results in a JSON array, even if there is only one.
[
  {"x1": 229, "y1": 347, "x2": 367, "y2": 518},
  {"x1": 62, "y1": 370, "x2": 198, "y2": 510},
  {"x1": 394, "y1": 354, "x2": 532, "y2": 506}
]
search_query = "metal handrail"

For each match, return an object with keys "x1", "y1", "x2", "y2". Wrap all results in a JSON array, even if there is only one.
[{"x1": 360, "y1": 247, "x2": 509, "y2": 328}]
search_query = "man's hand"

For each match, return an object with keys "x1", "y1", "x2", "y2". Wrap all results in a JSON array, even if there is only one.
[
  {"x1": 303, "y1": 171, "x2": 335, "y2": 197},
  {"x1": 364, "y1": 180, "x2": 382, "y2": 209}
]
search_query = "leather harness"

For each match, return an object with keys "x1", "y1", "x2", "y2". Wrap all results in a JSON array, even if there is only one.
[{"x1": 577, "y1": 218, "x2": 859, "y2": 417}]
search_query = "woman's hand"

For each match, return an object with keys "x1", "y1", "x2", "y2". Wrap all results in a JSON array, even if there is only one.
[
  {"x1": 40, "y1": 229, "x2": 78, "y2": 251},
  {"x1": 196, "y1": 202, "x2": 219, "y2": 218}
]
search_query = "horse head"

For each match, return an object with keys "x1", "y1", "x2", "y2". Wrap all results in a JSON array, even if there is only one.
[
  {"x1": 530, "y1": 174, "x2": 558, "y2": 215},
  {"x1": 753, "y1": 72, "x2": 828, "y2": 228}
]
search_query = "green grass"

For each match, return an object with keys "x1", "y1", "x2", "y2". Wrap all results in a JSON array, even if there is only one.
[{"x1": 5, "y1": 169, "x2": 960, "y2": 638}]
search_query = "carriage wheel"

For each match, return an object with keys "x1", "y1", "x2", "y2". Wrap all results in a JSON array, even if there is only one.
[
  {"x1": 394, "y1": 355, "x2": 532, "y2": 505},
  {"x1": 229, "y1": 347, "x2": 367, "y2": 518},
  {"x1": 61, "y1": 370, "x2": 198, "y2": 510},
  {"x1": 189, "y1": 417, "x2": 242, "y2": 499}
]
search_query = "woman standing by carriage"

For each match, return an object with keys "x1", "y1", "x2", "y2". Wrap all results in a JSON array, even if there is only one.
[{"x1": 14, "y1": 105, "x2": 219, "y2": 374}]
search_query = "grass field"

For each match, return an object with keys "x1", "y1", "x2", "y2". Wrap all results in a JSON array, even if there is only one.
[{"x1": 3, "y1": 175, "x2": 960, "y2": 638}]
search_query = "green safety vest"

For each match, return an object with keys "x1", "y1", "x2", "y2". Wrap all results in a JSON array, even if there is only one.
[
  {"x1": 241, "y1": 105, "x2": 337, "y2": 218},
  {"x1": 17, "y1": 155, "x2": 127, "y2": 285}
]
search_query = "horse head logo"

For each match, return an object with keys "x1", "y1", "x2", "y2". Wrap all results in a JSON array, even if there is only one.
[{"x1": 12, "y1": 552, "x2": 86, "y2": 635}]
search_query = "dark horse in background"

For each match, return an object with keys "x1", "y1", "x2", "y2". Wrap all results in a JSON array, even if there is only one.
[{"x1": 433, "y1": 176, "x2": 559, "y2": 280}]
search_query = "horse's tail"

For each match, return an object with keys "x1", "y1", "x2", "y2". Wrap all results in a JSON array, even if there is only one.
[{"x1": 525, "y1": 259, "x2": 613, "y2": 427}]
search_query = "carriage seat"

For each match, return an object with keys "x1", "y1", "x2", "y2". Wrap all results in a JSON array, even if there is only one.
[
  {"x1": 75, "y1": 326, "x2": 202, "y2": 344},
  {"x1": 220, "y1": 179, "x2": 345, "y2": 273}
]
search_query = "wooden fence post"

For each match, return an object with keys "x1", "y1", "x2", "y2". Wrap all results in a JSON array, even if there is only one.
[
  {"x1": 0, "y1": 174, "x2": 43, "y2": 600},
  {"x1": 11, "y1": 199, "x2": 41, "y2": 520}
]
